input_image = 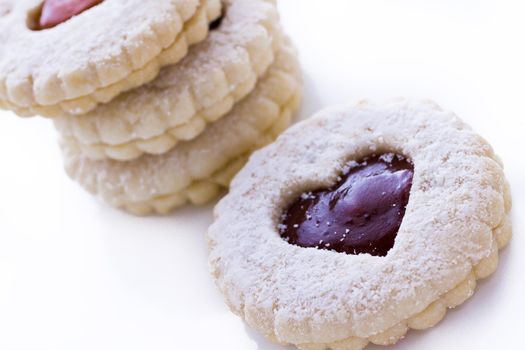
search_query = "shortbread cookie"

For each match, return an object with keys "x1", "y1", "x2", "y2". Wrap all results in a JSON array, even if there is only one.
[
  {"x1": 207, "y1": 99, "x2": 512, "y2": 350},
  {"x1": 60, "y1": 37, "x2": 302, "y2": 215},
  {"x1": 53, "y1": 0, "x2": 281, "y2": 161},
  {"x1": 0, "y1": 0, "x2": 221, "y2": 116}
]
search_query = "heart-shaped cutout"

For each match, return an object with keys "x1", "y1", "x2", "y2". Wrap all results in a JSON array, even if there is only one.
[
  {"x1": 280, "y1": 153, "x2": 413, "y2": 256},
  {"x1": 38, "y1": 0, "x2": 104, "y2": 29}
]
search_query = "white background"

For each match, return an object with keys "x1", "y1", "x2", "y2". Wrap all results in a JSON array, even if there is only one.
[{"x1": 0, "y1": 0, "x2": 524, "y2": 349}]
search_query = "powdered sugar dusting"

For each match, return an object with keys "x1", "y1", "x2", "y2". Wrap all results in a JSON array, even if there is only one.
[
  {"x1": 53, "y1": 0, "x2": 281, "y2": 160},
  {"x1": 61, "y1": 35, "x2": 302, "y2": 212},
  {"x1": 207, "y1": 99, "x2": 510, "y2": 346},
  {"x1": 0, "y1": 0, "x2": 202, "y2": 107}
]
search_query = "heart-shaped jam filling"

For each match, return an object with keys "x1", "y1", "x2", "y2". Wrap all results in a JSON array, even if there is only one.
[
  {"x1": 37, "y1": 0, "x2": 104, "y2": 29},
  {"x1": 280, "y1": 154, "x2": 413, "y2": 257}
]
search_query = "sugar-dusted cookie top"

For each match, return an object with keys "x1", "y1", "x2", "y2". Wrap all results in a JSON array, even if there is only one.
[
  {"x1": 54, "y1": 0, "x2": 282, "y2": 161},
  {"x1": 60, "y1": 35, "x2": 302, "y2": 215},
  {"x1": 0, "y1": 0, "x2": 221, "y2": 115},
  {"x1": 207, "y1": 99, "x2": 512, "y2": 349}
]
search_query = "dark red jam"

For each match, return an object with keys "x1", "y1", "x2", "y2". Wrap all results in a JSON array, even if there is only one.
[
  {"x1": 38, "y1": 0, "x2": 104, "y2": 29},
  {"x1": 279, "y1": 154, "x2": 413, "y2": 257},
  {"x1": 209, "y1": 14, "x2": 224, "y2": 30}
]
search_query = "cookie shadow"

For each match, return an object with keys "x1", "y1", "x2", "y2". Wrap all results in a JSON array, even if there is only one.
[
  {"x1": 297, "y1": 71, "x2": 325, "y2": 122},
  {"x1": 243, "y1": 324, "x2": 295, "y2": 350}
]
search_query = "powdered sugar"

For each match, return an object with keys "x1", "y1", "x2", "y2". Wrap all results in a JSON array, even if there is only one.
[
  {"x1": 60, "y1": 36, "x2": 302, "y2": 214},
  {"x1": 207, "y1": 99, "x2": 511, "y2": 347},
  {"x1": 0, "y1": 0, "x2": 216, "y2": 110},
  {"x1": 53, "y1": 0, "x2": 281, "y2": 160}
]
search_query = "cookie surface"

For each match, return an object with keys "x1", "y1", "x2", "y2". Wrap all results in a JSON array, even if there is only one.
[
  {"x1": 207, "y1": 99, "x2": 512, "y2": 350},
  {"x1": 54, "y1": 0, "x2": 281, "y2": 161},
  {"x1": 60, "y1": 36, "x2": 302, "y2": 215},
  {"x1": 0, "y1": 0, "x2": 221, "y2": 116}
]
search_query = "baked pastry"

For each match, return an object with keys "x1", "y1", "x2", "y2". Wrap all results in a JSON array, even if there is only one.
[
  {"x1": 0, "y1": 0, "x2": 221, "y2": 116},
  {"x1": 54, "y1": 0, "x2": 281, "y2": 160},
  {"x1": 207, "y1": 99, "x2": 511, "y2": 350},
  {"x1": 60, "y1": 36, "x2": 302, "y2": 215}
]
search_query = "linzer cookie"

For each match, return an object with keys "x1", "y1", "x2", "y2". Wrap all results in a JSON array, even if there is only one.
[
  {"x1": 60, "y1": 37, "x2": 302, "y2": 215},
  {"x1": 207, "y1": 99, "x2": 512, "y2": 350},
  {"x1": 0, "y1": 0, "x2": 221, "y2": 116},
  {"x1": 53, "y1": 0, "x2": 281, "y2": 161}
]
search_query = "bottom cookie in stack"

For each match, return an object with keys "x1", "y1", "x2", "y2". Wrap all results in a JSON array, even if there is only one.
[{"x1": 59, "y1": 37, "x2": 302, "y2": 215}]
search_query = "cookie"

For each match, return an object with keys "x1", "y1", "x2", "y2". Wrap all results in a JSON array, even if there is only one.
[
  {"x1": 207, "y1": 99, "x2": 512, "y2": 350},
  {"x1": 53, "y1": 0, "x2": 281, "y2": 161},
  {"x1": 0, "y1": 0, "x2": 221, "y2": 116},
  {"x1": 60, "y1": 37, "x2": 302, "y2": 215}
]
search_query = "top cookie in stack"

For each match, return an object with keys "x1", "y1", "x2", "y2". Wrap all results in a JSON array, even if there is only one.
[
  {"x1": 0, "y1": 0, "x2": 222, "y2": 116},
  {"x1": 0, "y1": 0, "x2": 302, "y2": 214}
]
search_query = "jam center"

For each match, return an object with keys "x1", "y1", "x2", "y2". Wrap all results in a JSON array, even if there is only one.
[
  {"x1": 37, "y1": 0, "x2": 104, "y2": 29},
  {"x1": 209, "y1": 14, "x2": 224, "y2": 31},
  {"x1": 280, "y1": 154, "x2": 414, "y2": 257}
]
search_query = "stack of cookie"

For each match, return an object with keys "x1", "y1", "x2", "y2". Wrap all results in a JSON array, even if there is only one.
[{"x1": 0, "y1": 0, "x2": 302, "y2": 214}]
